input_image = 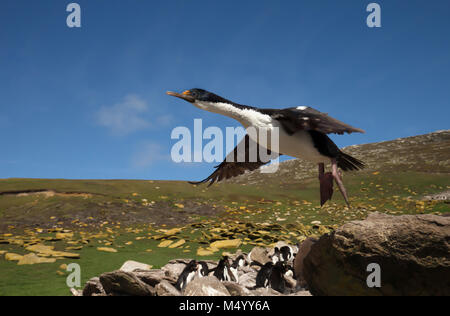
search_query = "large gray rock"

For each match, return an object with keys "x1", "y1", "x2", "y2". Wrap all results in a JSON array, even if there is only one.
[
  {"x1": 238, "y1": 271, "x2": 257, "y2": 288},
  {"x1": 134, "y1": 269, "x2": 168, "y2": 287},
  {"x1": 82, "y1": 277, "x2": 106, "y2": 296},
  {"x1": 100, "y1": 271, "x2": 155, "y2": 296},
  {"x1": 155, "y1": 280, "x2": 181, "y2": 296},
  {"x1": 222, "y1": 282, "x2": 253, "y2": 296},
  {"x1": 184, "y1": 276, "x2": 231, "y2": 296},
  {"x1": 250, "y1": 287, "x2": 283, "y2": 296},
  {"x1": 120, "y1": 260, "x2": 152, "y2": 273},
  {"x1": 294, "y1": 237, "x2": 317, "y2": 288},
  {"x1": 304, "y1": 213, "x2": 450, "y2": 296},
  {"x1": 248, "y1": 247, "x2": 270, "y2": 265}
]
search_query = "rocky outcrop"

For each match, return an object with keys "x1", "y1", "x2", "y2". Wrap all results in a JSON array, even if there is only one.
[
  {"x1": 303, "y1": 213, "x2": 450, "y2": 296},
  {"x1": 99, "y1": 271, "x2": 155, "y2": 296},
  {"x1": 78, "y1": 246, "x2": 306, "y2": 296}
]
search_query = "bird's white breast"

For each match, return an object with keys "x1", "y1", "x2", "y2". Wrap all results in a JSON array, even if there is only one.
[
  {"x1": 195, "y1": 101, "x2": 328, "y2": 163},
  {"x1": 248, "y1": 118, "x2": 328, "y2": 164}
]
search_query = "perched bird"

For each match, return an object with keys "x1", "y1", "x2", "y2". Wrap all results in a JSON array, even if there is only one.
[
  {"x1": 167, "y1": 89, "x2": 365, "y2": 206},
  {"x1": 252, "y1": 261, "x2": 274, "y2": 288},
  {"x1": 212, "y1": 256, "x2": 233, "y2": 282},
  {"x1": 229, "y1": 255, "x2": 247, "y2": 283},
  {"x1": 175, "y1": 260, "x2": 198, "y2": 291},
  {"x1": 196, "y1": 261, "x2": 210, "y2": 278}
]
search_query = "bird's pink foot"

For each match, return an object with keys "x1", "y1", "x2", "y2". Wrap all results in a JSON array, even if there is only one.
[
  {"x1": 319, "y1": 172, "x2": 334, "y2": 206},
  {"x1": 318, "y1": 163, "x2": 334, "y2": 206}
]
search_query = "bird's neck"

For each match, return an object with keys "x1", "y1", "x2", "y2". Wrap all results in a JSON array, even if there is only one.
[{"x1": 193, "y1": 101, "x2": 264, "y2": 128}]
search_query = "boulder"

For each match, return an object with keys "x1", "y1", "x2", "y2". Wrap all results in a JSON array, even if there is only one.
[
  {"x1": 155, "y1": 280, "x2": 181, "y2": 296},
  {"x1": 184, "y1": 276, "x2": 231, "y2": 296},
  {"x1": 238, "y1": 271, "x2": 257, "y2": 288},
  {"x1": 120, "y1": 260, "x2": 152, "y2": 273},
  {"x1": 100, "y1": 271, "x2": 155, "y2": 296},
  {"x1": 162, "y1": 261, "x2": 189, "y2": 280},
  {"x1": 222, "y1": 282, "x2": 253, "y2": 296},
  {"x1": 82, "y1": 277, "x2": 106, "y2": 296},
  {"x1": 248, "y1": 247, "x2": 270, "y2": 265},
  {"x1": 294, "y1": 237, "x2": 318, "y2": 288},
  {"x1": 303, "y1": 213, "x2": 450, "y2": 296},
  {"x1": 134, "y1": 269, "x2": 168, "y2": 287}
]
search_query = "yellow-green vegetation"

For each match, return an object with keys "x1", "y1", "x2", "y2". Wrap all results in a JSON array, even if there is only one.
[{"x1": 0, "y1": 168, "x2": 448, "y2": 296}]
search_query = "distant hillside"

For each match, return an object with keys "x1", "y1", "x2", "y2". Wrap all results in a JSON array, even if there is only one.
[{"x1": 227, "y1": 130, "x2": 450, "y2": 185}]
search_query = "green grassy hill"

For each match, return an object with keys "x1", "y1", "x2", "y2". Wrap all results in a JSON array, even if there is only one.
[{"x1": 0, "y1": 131, "x2": 448, "y2": 295}]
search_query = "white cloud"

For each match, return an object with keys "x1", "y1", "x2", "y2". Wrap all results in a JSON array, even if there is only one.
[
  {"x1": 131, "y1": 142, "x2": 168, "y2": 168},
  {"x1": 96, "y1": 94, "x2": 150, "y2": 135},
  {"x1": 96, "y1": 94, "x2": 173, "y2": 135}
]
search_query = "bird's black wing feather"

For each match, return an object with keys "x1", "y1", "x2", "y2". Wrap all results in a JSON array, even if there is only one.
[
  {"x1": 189, "y1": 135, "x2": 280, "y2": 186},
  {"x1": 269, "y1": 107, "x2": 365, "y2": 135}
]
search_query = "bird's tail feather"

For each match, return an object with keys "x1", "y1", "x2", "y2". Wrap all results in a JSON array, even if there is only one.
[{"x1": 337, "y1": 152, "x2": 365, "y2": 171}]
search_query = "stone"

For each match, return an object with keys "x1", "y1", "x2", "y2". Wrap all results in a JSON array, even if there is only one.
[
  {"x1": 222, "y1": 282, "x2": 253, "y2": 296},
  {"x1": 288, "y1": 291, "x2": 312, "y2": 296},
  {"x1": 169, "y1": 239, "x2": 186, "y2": 248},
  {"x1": 26, "y1": 244, "x2": 54, "y2": 253},
  {"x1": 248, "y1": 247, "x2": 270, "y2": 265},
  {"x1": 184, "y1": 276, "x2": 231, "y2": 296},
  {"x1": 134, "y1": 270, "x2": 167, "y2": 287},
  {"x1": 163, "y1": 228, "x2": 183, "y2": 236},
  {"x1": 197, "y1": 248, "x2": 215, "y2": 256},
  {"x1": 70, "y1": 288, "x2": 82, "y2": 296},
  {"x1": 238, "y1": 271, "x2": 257, "y2": 288},
  {"x1": 26, "y1": 244, "x2": 80, "y2": 258},
  {"x1": 100, "y1": 271, "x2": 155, "y2": 296},
  {"x1": 162, "y1": 261, "x2": 189, "y2": 280},
  {"x1": 303, "y1": 213, "x2": 450, "y2": 296},
  {"x1": 82, "y1": 277, "x2": 106, "y2": 296},
  {"x1": 55, "y1": 232, "x2": 74, "y2": 239},
  {"x1": 155, "y1": 280, "x2": 181, "y2": 296},
  {"x1": 17, "y1": 253, "x2": 56, "y2": 265},
  {"x1": 250, "y1": 287, "x2": 282, "y2": 296},
  {"x1": 5, "y1": 253, "x2": 23, "y2": 261},
  {"x1": 210, "y1": 239, "x2": 242, "y2": 250},
  {"x1": 120, "y1": 260, "x2": 152, "y2": 273},
  {"x1": 294, "y1": 237, "x2": 318, "y2": 288},
  {"x1": 97, "y1": 247, "x2": 117, "y2": 253},
  {"x1": 158, "y1": 240, "x2": 173, "y2": 248}
]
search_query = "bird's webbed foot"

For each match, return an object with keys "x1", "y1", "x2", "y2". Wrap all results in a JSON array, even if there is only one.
[{"x1": 318, "y1": 163, "x2": 334, "y2": 206}]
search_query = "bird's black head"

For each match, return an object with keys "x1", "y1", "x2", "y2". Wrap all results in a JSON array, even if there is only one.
[{"x1": 166, "y1": 88, "x2": 230, "y2": 104}]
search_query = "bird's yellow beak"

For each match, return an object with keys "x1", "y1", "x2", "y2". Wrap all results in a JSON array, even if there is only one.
[{"x1": 166, "y1": 90, "x2": 195, "y2": 103}]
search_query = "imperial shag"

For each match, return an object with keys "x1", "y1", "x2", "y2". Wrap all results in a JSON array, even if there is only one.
[{"x1": 167, "y1": 89, "x2": 365, "y2": 206}]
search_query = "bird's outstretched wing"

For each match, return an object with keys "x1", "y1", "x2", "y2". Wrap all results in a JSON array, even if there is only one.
[
  {"x1": 190, "y1": 135, "x2": 279, "y2": 186},
  {"x1": 269, "y1": 107, "x2": 365, "y2": 135}
]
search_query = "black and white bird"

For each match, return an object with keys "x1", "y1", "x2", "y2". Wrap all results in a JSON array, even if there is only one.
[
  {"x1": 167, "y1": 89, "x2": 365, "y2": 206},
  {"x1": 175, "y1": 260, "x2": 198, "y2": 291}
]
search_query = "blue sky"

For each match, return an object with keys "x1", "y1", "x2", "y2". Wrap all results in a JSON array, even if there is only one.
[{"x1": 0, "y1": 0, "x2": 449, "y2": 180}]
